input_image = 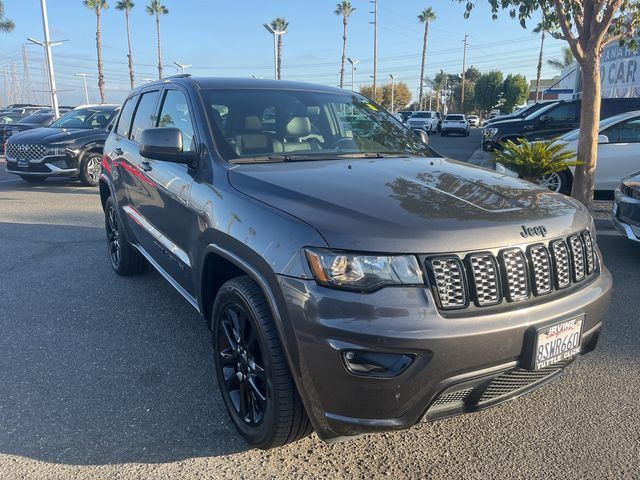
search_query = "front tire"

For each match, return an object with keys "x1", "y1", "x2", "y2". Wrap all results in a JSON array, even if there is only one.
[
  {"x1": 212, "y1": 276, "x2": 312, "y2": 449},
  {"x1": 104, "y1": 196, "x2": 147, "y2": 275},
  {"x1": 80, "y1": 152, "x2": 102, "y2": 186}
]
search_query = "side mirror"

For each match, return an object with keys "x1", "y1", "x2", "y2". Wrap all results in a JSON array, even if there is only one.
[
  {"x1": 539, "y1": 114, "x2": 551, "y2": 123},
  {"x1": 598, "y1": 134, "x2": 609, "y2": 144},
  {"x1": 412, "y1": 128, "x2": 429, "y2": 144},
  {"x1": 139, "y1": 127, "x2": 195, "y2": 164}
]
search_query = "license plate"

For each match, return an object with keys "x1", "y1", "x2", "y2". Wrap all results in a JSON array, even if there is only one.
[
  {"x1": 17, "y1": 160, "x2": 29, "y2": 168},
  {"x1": 532, "y1": 316, "x2": 583, "y2": 370}
]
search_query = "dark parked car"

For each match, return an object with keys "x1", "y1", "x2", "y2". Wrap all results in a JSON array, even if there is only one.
[
  {"x1": 482, "y1": 98, "x2": 640, "y2": 151},
  {"x1": 0, "y1": 113, "x2": 55, "y2": 151},
  {"x1": 483, "y1": 101, "x2": 558, "y2": 127},
  {"x1": 4, "y1": 105, "x2": 119, "y2": 185},
  {"x1": 99, "y1": 77, "x2": 612, "y2": 449},
  {"x1": 613, "y1": 171, "x2": 640, "y2": 243}
]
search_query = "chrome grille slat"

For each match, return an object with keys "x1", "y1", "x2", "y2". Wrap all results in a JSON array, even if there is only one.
[
  {"x1": 5, "y1": 143, "x2": 47, "y2": 162},
  {"x1": 427, "y1": 230, "x2": 596, "y2": 310},
  {"x1": 528, "y1": 244, "x2": 552, "y2": 296},
  {"x1": 467, "y1": 253, "x2": 501, "y2": 307},
  {"x1": 499, "y1": 248, "x2": 530, "y2": 302}
]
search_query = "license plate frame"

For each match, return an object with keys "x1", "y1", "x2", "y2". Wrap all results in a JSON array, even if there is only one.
[
  {"x1": 17, "y1": 159, "x2": 29, "y2": 168},
  {"x1": 526, "y1": 315, "x2": 584, "y2": 370}
]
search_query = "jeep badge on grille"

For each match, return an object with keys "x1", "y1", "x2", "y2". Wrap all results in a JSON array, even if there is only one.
[{"x1": 520, "y1": 225, "x2": 548, "y2": 238}]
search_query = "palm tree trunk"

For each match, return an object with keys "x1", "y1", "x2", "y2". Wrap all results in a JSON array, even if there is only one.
[
  {"x1": 339, "y1": 16, "x2": 348, "y2": 88},
  {"x1": 277, "y1": 35, "x2": 283, "y2": 80},
  {"x1": 125, "y1": 9, "x2": 135, "y2": 90},
  {"x1": 535, "y1": 30, "x2": 545, "y2": 102},
  {"x1": 96, "y1": 9, "x2": 105, "y2": 104},
  {"x1": 571, "y1": 54, "x2": 601, "y2": 207},
  {"x1": 418, "y1": 21, "x2": 429, "y2": 110},
  {"x1": 156, "y1": 14, "x2": 163, "y2": 80}
]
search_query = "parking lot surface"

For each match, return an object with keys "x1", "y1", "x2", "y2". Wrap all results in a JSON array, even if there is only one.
[{"x1": 1, "y1": 161, "x2": 639, "y2": 479}]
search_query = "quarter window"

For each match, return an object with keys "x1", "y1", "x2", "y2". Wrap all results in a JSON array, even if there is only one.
[
  {"x1": 130, "y1": 90, "x2": 160, "y2": 142},
  {"x1": 157, "y1": 90, "x2": 196, "y2": 151},
  {"x1": 116, "y1": 94, "x2": 138, "y2": 138}
]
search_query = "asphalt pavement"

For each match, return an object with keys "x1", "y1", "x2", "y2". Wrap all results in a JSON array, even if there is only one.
[
  {"x1": 427, "y1": 127, "x2": 484, "y2": 162},
  {"x1": 0, "y1": 161, "x2": 639, "y2": 479}
]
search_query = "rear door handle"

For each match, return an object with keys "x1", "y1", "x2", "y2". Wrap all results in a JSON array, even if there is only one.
[
  {"x1": 139, "y1": 161, "x2": 152, "y2": 172},
  {"x1": 114, "y1": 148, "x2": 124, "y2": 155}
]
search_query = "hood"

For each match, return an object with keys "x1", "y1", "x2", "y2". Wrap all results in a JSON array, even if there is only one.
[
  {"x1": 228, "y1": 157, "x2": 591, "y2": 253},
  {"x1": 485, "y1": 117, "x2": 524, "y2": 128},
  {"x1": 8, "y1": 127, "x2": 104, "y2": 144}
]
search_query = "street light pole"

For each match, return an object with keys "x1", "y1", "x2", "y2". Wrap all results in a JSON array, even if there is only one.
[
  {"x1": 461, "y1": 34, "x2": 469, "y2": 113},
  {"x1": 75, "y1": 73, "x2": 92, "y2": 104},
  {"x1": 347, "y1": 58, "x2": 359, "y2": 91},
  {"x1": 32, "y1": 0, "x2": 60, "y2": 118},
  {"x1": 389, "y1": 74, "x2": 397, "y2": 112}
]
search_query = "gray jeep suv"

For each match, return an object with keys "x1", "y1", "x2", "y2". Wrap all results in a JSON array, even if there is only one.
[{"x1": 99, "y1": 77, "x2": 612, "y2": 449}]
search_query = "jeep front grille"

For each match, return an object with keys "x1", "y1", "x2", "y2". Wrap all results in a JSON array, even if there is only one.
[
  {"x1": 426, "y1": 230, "x2": 597, "y2": 310},
  {"x1": 5, "y1": 143, "x2": 47, "y2": 162}
]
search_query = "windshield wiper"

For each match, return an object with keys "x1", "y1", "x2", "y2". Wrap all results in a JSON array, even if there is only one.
[{"x1": 229, "y1": 154, "x2": 315, "y2": 164}]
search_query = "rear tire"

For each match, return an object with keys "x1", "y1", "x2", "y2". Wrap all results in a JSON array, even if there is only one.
[
  {"x1": 104, "y1": 196, "x2": 148, "y2": 275},
  {"x1": 80, "y1": 152, "x2": 102, "y2": 186},
  {"x1": 538, "y1": 169, "x2": 573, "y2": 195},
  {"x1": 212, "y1": 276, "x2": 312, "y2": 449},
  {"x1": 20, "y1": 175, "x2": 47, "y2": 183}
]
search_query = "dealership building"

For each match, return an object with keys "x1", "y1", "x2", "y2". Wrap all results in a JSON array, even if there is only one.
[{"x1": 552, "y1": 37, "x2": 640, "y2": 100}]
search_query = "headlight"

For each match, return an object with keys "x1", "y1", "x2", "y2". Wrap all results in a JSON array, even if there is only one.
[
  {"x1": 46, "y1": 145, "x2": 67, "y2": 156},
  {"x1": 484, "y1": 128, "x2": 499, "y2": 138},
  {"x1": 305, "y1": 248, "x2": 423, "y2": 292}
]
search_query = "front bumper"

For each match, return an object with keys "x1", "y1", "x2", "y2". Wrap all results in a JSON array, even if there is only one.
[
  {"x1": 276, "y1": 268, "x2": 612, "y2": 441},
  {"x1": 5, "y1": 154, "x2": 79, "y2": 178},
  {"x1": 612, "y1": 188, "x2": 640, "y2": 242}
]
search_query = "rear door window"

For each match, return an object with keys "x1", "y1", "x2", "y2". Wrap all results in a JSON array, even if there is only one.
[
  {"x1": 116, "y1": 94, "x2": 138, "y2": 138},
  {"x1": 130, "y1": 90, "x2": 161, "y2": 143}
]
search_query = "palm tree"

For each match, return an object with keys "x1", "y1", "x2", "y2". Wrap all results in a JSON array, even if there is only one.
[
  {"x1": 334, "y1": 2, "x2": 355, "y2": 89},
  {"x1": 146, "y1": 0, "x2": 169, "y2": 80},
  {"x1": 116, "y1": 0, "x2": 135, "y2": 90},
  {"x1": 83, "y1": 0, "x2": 108, "y2": 104},
  {"x1": 417, "y1": 7, "x2": 436, "y2": 111},
  {"x1": 0, "y1": 1, "x2": 15, "y2": 33},
  {"x1": 270, "y1": 17, "x2": 289, "y2": 80},
  {"x1": 533, "y1": 21, "x2": 546, "y2": 102},
  {"x1": 547, "y1": 47, "x2": 575, "y2": 71}
]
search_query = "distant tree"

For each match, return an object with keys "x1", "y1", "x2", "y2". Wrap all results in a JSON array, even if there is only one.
[
  {"x1": 475, "y1": 71, "x2": 503, "y2": 115},
  {"x1": 270, "y1": 17, "x2": 289, "y2": 80},
  {"x1": 456, "y1": 0, "x2": 640, "y2": 207},
  {"x1": 116, "y1": 0, "x2": 135, "y2": 90},
  {"x1": 0, "y1": 1, "x2": 15, "y2": 33},
  {"x1": 452, "y1": 81, "x2": 476, "y2": 113},
  {"x1": 335, "y1": 2, "x2": 355, "y2": 89},
  {"x1": 360, "y1": 82, "x2": 412, "y2": 111},
  {"x1": 146, "y1": 0, "x2": 168, "y2": 80},
  {"x1": 547, "y1": 47, "x2": 574, "y2": 71},
  {"x1": 502, "y1": 74, "x2": 529, "y2": 113},
  {"x1": 417, "y1": 7, "x2": 436, "y2": 110},
  {"x1": 464, "y1": 66, "x2": 481, "y2": 83},
  {"x1": 83, "y1": 0, "x2": 108, "y2": 104}
]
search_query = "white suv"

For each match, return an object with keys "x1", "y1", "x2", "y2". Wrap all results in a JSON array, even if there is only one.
[{"x1": 407, "y1": 111, "x2": 440, "y2": 135}]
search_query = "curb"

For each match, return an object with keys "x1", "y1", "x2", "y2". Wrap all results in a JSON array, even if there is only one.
[{"x1": 467, "y1": 148, "x2": 494, "y2": 169}]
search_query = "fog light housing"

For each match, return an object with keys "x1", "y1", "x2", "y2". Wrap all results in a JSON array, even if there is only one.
[{"x1": 341, "y1": 350, "x2": 415, "y2": 378}]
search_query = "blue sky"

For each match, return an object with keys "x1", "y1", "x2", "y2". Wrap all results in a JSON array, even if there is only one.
[{"x1": 0, "y1": 0, "x2": 568, "y2": 106}]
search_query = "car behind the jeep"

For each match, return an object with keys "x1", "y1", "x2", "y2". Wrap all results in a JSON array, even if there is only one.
[{"x1": 99, "y1": 77, "x2": 612, "y2": 449}]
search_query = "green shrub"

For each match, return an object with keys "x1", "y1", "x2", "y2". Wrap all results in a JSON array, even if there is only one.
[{"x1": 491, "y1": 139, "x2": 582, "y2": 183}]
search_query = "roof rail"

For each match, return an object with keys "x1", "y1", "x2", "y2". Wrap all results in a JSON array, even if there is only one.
[{"x1": 164, "y1": 73, "x2": 191, "y2": 80}]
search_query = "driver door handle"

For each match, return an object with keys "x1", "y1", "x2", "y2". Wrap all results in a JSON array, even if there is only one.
[
  {"x1": 139, "y1": 161, "x2": 152, "y2": 172},
  {"x1": 114, "y1": 148, "x2": 124, "y2": 156}
]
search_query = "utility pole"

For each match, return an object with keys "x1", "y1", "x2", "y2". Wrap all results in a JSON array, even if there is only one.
[
  {"x1": 370, "y1": 0, "x2": 378, "y2": 101},
  {"x1": 347, "y1": 57, "x2": 359, "y2": 91},
  {"x1": 460, "y1": 34, "x2": 469, "y2": 113},
  {"x1": 389, "y1": 74, "x2": 397, "y2": 112},
  {"x1": 75, "y1": 73, "x2": 92, "y2": 104},
  {"x1": 29, "y1": 0, "x2": 60, "y2": 117}
]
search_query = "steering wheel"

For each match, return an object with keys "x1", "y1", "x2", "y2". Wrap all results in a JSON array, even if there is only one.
[{"x1": 329, "y1": 137, "x2": 358, "y2": 150}]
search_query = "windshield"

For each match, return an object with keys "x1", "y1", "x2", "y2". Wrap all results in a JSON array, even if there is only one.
[
  {"x1": 560, "y1": 112, "x2": 638, "y2": 141},
  {"x1": 412, "y1": 112, "x2": 432, "y2": 118},
  {"x1": 49, "y1": 108, "x2": 115, "y2": 129},
  {"x1": 202, "y1": 89, "x2": 437, "y2": 162}
]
